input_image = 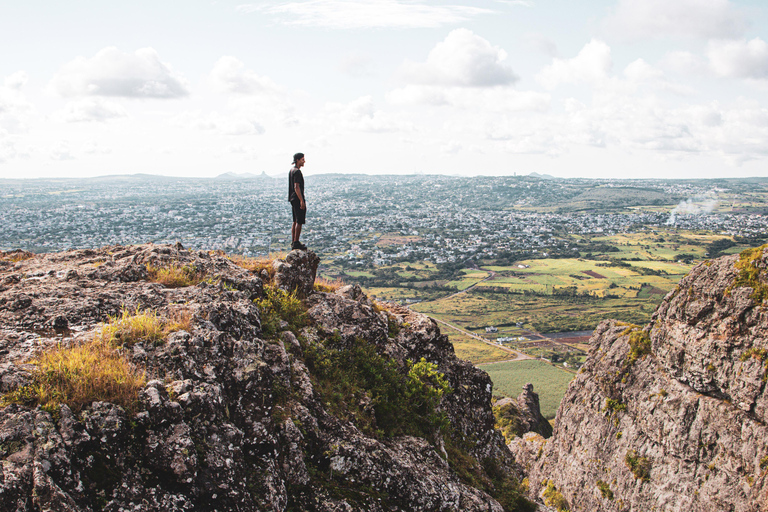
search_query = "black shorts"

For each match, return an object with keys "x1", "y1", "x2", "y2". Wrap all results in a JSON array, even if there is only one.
[{"x1": 291, "y1": 200, "x2": 306, "y2": 224}]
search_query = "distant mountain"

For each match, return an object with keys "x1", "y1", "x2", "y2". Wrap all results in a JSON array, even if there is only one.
[
  {"x1": 215, "y1": 171, "x2": 275, "y2": 181},
  {"x1": 528, "y1": 172, "x2": 556, "y2": 179}
]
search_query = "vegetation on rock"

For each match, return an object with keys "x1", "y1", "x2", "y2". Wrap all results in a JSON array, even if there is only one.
[
  {"x1": 596, "y1": 479, "x2": 614, "y2": 500},
  {"x1": 625, "y1": 449, "x2": 651, "y2": 481},
  {"x1": 255, "y1": 284, "x2": 307, "y2": 337},
  {"x1": 542, "y1": 479, "x2": 569, "y2": 511},
  {"x1": 97, "y1": 307, "x2": 191, "y2": 348},
  {"x1": 146, "y1": 262, "x2": 207, "y2": 287},
  {"x1": 1, "y1": 340, "x2": 146, "y2": 413},
  {"x1": 730, "y1": 244, "x2": 768, "y2": 304}
]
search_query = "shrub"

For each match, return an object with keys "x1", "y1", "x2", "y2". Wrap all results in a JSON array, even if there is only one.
[
  {"x1": 740, "y1": 347, "x2": 768, "y2": 362},
  {"x1": 0, "y1": 250, "x2": 34, "y2": 262},
  {"x1": 97, "y1": 307, "x2": 189, "y2": 348},
  {"x1": 542, "y1": 480, "x2": 569, "y2": 511},
  {"x1": 146, "y1": 263, "x2": 206, "y2": 287},
  {"x1": 604, "y1": 398, "x2": 627, "y2": 414},
  {"x1": 493, "y1": 400, "x2": 523, "y2": 442},
  {"x1": 255, "y1": 285, "x2": 307, "y2": 337},
  {"x1": 304, "y1": 337, "x2": 450, "y2": 440},
  {"x1": 730, "y1": 244, "x2": 768, "y2": 304},
  {"x1": 1, "y1": 340, "x2": 146, "y2": 413},
  {"x1": 625, "y1": 449, "x2": 651, "y2": 481},
  {"x1": 229, "y1": 253, "x2": 283, "y2": 282},
  {"x1": 622, "y1": 326, "x2": 651, "y2": 366},
  {"x1": 314, "y1": 277, "x2": 344, "y2": 293},
  {"x1": 596, "y1": 480, "x2": 614, "y2": 500}
]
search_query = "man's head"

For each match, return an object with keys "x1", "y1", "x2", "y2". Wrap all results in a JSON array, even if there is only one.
[{"x1": 293, "y1": 152, "x2": 305, "y2": 167}]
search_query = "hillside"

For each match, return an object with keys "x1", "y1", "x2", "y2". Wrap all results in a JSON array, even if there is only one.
[
  {"x1": 0, "y1": 244, "x2": 536, "y2": 511},
  {"x1": 511, "y1": 245, "x2": 768, "y2": 511}
]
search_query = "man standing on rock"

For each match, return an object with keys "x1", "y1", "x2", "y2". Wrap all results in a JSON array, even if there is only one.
[{"x1": 289, "y1": 152, "x2": 307, "y2": 251}]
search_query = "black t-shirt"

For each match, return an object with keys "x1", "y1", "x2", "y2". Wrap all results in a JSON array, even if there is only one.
[{"x1": 288, "y1": 167, "x2": 304, "y2": 203}]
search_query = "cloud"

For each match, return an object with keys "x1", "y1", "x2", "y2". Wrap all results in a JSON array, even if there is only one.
[
  {"x1": 81, "y1": 140, "x2": 112, "y2": 155},
  {"x1": 338, "y1": 54, "x2": 376, "y2": 78},
  {"x1": 237, "y1": 0, "x2": 492, "y2": 29},
  {"x1": 210, "y1": 56, "x2": 283, "y2": 95},
  {"x1": 170, "y1": 111, "x2": 266, "y2": 136},
  {"x1": 4, "y1": 71, "x2": 27, "y2": 91},
  {"x1": 50, "y1": 141, "x2": 75, "y2": 161},
  {"x1": 53, "y1": 98, "x2": 129, "y2": 123},
  {"x1": 523, "y1": 33, "x2": 559, "y2": 58},
  {"x1": 536, "y1": 39, "x2": 612, "y2": 89},
  {"x1": 324, "y1": 96, "x2": 409, "y2": 133},
  {"x1": 0, "y1": 72, "x2": 33, "y2": 134},
  {"x1": 708, "y1": 38, "x2": 768, "y2": 80},
  {"x1": 603, "y1": 0, "x2": 746, "y2": 41},
  {"x1": 399, "y1": 28, "x2": 518, "y2": 87},
  {"x1": 659, "y1": 51, "x2": 710, "y2": 77},
  {"x1": 50, "y1": 47, "x2": 189, "y2": 98},
  {"x1": 387, "y1": 85, "x2": 549, "y2": 112},
  {"x1": 0, "y1": 139, "x2": 31, "y2": 164}
]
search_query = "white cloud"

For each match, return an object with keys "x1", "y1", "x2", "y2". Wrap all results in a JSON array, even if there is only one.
[
  {"x1": 536, "y1": 39, "x2": 612, "y2": 90},
  {"x1": 4, "y1": 71, "x2": 28, "y2": 91},
  {"x1": 0, "y1": 72, "x2": 33, "y2": 135},
  {"x1": 338, "y1": 54, "x2": 376, "y2": 78},
  {"x1": 623, "y1": 59, "x2": 664, "y2": 83},
  {"x1": 659, "y1": 51, "x2": 710, "y2": 77},
  {"x1": 387, "y1": 85, "x2": 549, "y2": 112},
  {"x1": 53, "y1": 98, "x2": 129, "y2": 123},
  {"x1": 399, "y1": 28, "x2": 518, "y2": 87},
  {"x1": 81, "y1": 140, "x2": 112, "y2": 155},
  {"x1": 170, "y1": 111, "x2": 266, "y2": 136},
  {"x1": 708, "y1": 38, "x2": 768, "y2": 80},
  {"x1": 0, "y1": 139, "x2": 31, "y2": 164},
  {"x1": 603, "y1": 0, "x2": 746, "y2": 41},
  {"x1": 238, "y1": 0, "x2": 492, "y2": 30},
  {"x1": 324, "y1": 95, "x2": 408, "y2": 133},
  {"x1": 210, "y1": 56, "x2": 282, "y2": 95},
  {"x1": 50, "y1": 47, "x2": 189, "y2": 98},
  {"x1": 50, "y1": 141, "x2": 75, "y2": 161}
]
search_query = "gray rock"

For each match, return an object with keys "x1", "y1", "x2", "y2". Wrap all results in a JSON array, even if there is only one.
[
  {"x1": 512, "y1": 249, "x2": 768, "y2": 512},
  {"x1": 0, "y1": 243, "x2": 524, "y2": 511}
]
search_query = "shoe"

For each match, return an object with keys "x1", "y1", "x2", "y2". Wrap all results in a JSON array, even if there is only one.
[{"x1": 297, "y1": 242, "x2": 307, "y2": 251}]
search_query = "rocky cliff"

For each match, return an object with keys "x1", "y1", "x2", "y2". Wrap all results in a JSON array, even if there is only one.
[
  {"x1": 511, "y1": 246, "x2": 768, "y2": 512},
  {"x1": 0, "y1": 244, "x2": 531, "y2": 511}
]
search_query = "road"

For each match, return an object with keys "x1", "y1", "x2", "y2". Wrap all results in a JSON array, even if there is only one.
[{"x1": 432, "y1": 317, "x2": 532, "y2": 361}]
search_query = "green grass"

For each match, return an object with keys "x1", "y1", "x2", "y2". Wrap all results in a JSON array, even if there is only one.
[
  {"x1": 477, "y1": 360, "x2": 574, "y2": 419},
  {"x1": 438, "y1": 324, "x2": 512, "y2": 364}
]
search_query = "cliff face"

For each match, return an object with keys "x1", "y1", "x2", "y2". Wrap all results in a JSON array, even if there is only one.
[
  {"x1": 0, "y1": 244, "x2": 527, "y2": 511},
  {"x1": 512, "y1": 247, "x2": 768, "y2": 512}
]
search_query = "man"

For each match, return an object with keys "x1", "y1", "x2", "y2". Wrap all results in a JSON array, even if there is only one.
[{"x1": 288, "y1": 152, "x2": 307, "y2": 250}]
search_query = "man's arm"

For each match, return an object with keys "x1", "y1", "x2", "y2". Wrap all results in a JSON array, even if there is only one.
[{"x1": 294, "y1": 182, "x2": 305, "y2": 209}]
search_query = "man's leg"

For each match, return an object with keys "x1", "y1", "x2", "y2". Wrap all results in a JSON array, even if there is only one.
[
  {"x1": 295, "y1": 223, "x2": 302, "y2": 242},
  {"x1": 291, "y1": 222, "x2": 297, "y2": 243}
]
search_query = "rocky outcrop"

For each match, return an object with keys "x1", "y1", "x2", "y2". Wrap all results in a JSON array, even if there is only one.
[
  {"x1": 495, "y1": 385, "x2": 553, "y2": 441},
  {"x1": 0, "y1": 244, "x2": 526, "y2": 511},
  {"x1": 512, "y1": 248, "x2": 768, "y2": 512}
]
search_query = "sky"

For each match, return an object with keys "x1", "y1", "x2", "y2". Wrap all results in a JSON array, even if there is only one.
[{"x1": 1, "y1": 0, "x2": 767, "y2": 180}]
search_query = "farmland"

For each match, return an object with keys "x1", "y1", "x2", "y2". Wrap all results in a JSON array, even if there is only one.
[{"x1": 478, "y1": 360, "x2": 575, "y2": 419}]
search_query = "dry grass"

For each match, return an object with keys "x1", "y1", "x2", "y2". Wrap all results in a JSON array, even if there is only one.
[
  {"x1": 97, "y1": 307, "x2": 191, "y2": 348},
  {"x1": 1, "y1": 340, "x2": 147, "y2": 413},
  {"x1": 146, "y1": 263, "x2": 207, "y2": 288},
  {"x1": 314, "y1": 276, "x2": 345, "y2": 293},
  {"x1": 0, "y1": 250, "x2": 35, "y2": 262},
  {"x1": 229, "y1": 253, "x2": 284, "y2": 282}
]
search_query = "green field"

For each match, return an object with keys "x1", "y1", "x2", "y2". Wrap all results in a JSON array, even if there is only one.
[
  {"x1": 438, "y1": 323, "x2": 512, "y2": 364},
  {"x1": 478, "y1": 360, "x2": 575, "y2": 419}
]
